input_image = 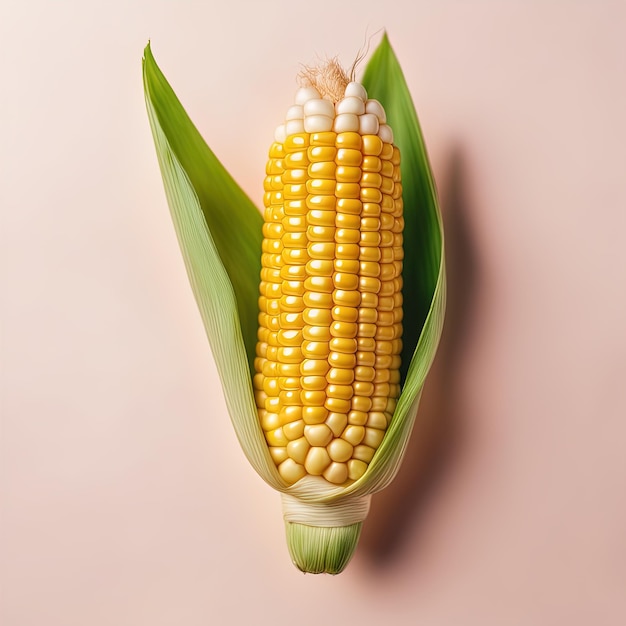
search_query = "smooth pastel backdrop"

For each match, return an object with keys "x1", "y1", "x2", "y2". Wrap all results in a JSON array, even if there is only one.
[{"x1": 2, "y1": 1, "x2": 625, "y2": 625}]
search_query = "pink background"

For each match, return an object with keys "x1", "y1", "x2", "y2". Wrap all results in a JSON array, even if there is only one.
[{"x1": 2, "y1": 1, "x2": 625, "y2": 624}]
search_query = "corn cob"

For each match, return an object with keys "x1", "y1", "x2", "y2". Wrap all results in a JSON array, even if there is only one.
[{"x1": 253, "y1": 64, "x2": 404, "y2": 488}]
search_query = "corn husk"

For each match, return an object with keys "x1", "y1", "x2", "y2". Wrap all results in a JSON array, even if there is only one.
[{"x1": 143, "y1": 33, "x2": 445, "y2": 574}]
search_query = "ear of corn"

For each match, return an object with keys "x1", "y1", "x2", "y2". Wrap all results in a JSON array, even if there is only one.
[
  {"x1": 255, "y1": 80, "x2": 404, "y2": 489},
  {"x1": 143, "y1": 33, "x2": 445, "y2": 575}
]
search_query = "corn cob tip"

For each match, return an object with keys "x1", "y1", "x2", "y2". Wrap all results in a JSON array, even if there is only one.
[
  {"x1": 285, "y1": 521, "x2": 363, "y2": 575},
  {"x1": 273, "y1": 59, "x2": 394, "y2": 144}
]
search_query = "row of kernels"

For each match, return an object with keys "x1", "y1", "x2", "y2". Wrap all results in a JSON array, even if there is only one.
[
  {"x1": 273, "y1": 428, "x2": 386, "y2": 484},
  {"x1": 270, "y1": 448, "x2": 358, "y2": 484},
  {"x1": 276, "y1": 113, "x2": 382, "y2": 139},
  {"x1": 306, "y1": 241, "x2": 363, "y2": 262},
  {"x1": 323, "y1": 237, "x2": 360, "y2": 447},
  {"x1": 276, "y1": 86, "x2": 393, "y2": 144},
  {"x1": 258, "y1": 153, "x2": 287, "y2": 423},
  {"x1": 253, "y1": 139, "x2": 300, "y2": 472},
  {"x1": 287, "y1": 289, "x2": 362, "y2": 312},
  {"x1": 389, "y1": 179, "x2": 403, "y2": 416}
]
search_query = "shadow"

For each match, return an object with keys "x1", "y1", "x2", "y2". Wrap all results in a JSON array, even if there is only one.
[{"x1": 358, "y1": 146, "x2": 481, "y2": 568}]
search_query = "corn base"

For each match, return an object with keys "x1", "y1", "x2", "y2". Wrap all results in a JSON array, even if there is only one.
[{"x1": 285, "y1": 521, "x2": 362, "y2": 574}]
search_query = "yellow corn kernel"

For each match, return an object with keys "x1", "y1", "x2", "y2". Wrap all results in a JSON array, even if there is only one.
[
  {"x1": 255, "y1": 78, "x2": 403, "y2": 486},
  {"x1": 306, "y1": 194, "x2": 336, "y2": 210},
  {"x1": 325, "y1": 397, "x2": 351, "y2": 413},
  {"x1": 308, "y1": 146, "x2": 337, "y2": 162},
  {"x1": 308, "y1": 161, "x2": 336, "y2": 179},
  {"x1": 304, "y1": 423, "x2": 333, "y2": 446},
  {"x1": 323, "y1": 462, "x2": 348, "y2": 484},
  {"x1": 302, "y1": 405, "x2": 328, "y2": 424},
  {"x1": 287, "y1": 437, "x2": 310, "y2": 464},
  {"x1": 353, "y1": 444, "x2": 375, "y2": 463},
  {"x1": 302, "y1": 325, "x2": 330, "y2": 341},
  {"x1": 326, "y1": 367, "x2": 354, "y2": 385},
  {"x1": 347, "y1": 459, "x2": 368, "y2": 481},
  {"x1": 310, "y1": 131, "x2": 336, "y2": 147},
  {"x1": 305, "y1": 446, "x2": 332, "y2": 475},
  {"x1": 342, "y1": 425, "x2": 365, "y2": 446},
  {"x1": 278, "y1": 458, "x2": 307, "y2": 483},
  {"x1": 336, "y1": 198, "x2": 362, "y2": 215},
  {"x1": 336, "y1": 132, "x2": 361, "y2": 149},
  {"x1": 348, "y1": 410, "x2": 368, "y2": 425}
]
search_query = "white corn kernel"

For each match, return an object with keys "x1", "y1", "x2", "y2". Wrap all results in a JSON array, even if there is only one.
[
  {"x1": 344, "y1": 81, "x2": 367, "y2": 100},
  {"x1": 274, "y1": 124, "x2": 286, "y2": 143},
  {"x1": 365, "y1": 99, "x2": 386, "y2": 122},
  {"x1": 285, "y1": 105, "x2": 304, "y2": 120},
  {"x1": 333, "y1": 113, "x2": 359, "y2": 133},
  {"x1": 304, "y1": 115, "x2": 334, "y2": 133},
  {"x1": 303, "y1": 98, "x2": 335, "y2": 118},
  {"x1": 336, "y1": 96, "x2": 365, "y2": 115},
  {"x1": 295, "y1": 86, "x2": 321, "y2": 104},
  {"x1": 378, "y1": 124, "x2": 394, "y2": 144},
  {"x1": 285, "y1": 119, "x2": 305, "y2": 136},
  {"x1": 359, "y1": 113, "x2": 379, "y2": 135}
]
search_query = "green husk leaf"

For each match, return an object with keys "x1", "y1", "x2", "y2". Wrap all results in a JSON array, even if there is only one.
[
  {"x1": 143, "y1": 44, "x2": 262, "y2": 373},
  {"x1": 142, "y1": 44, "x2": 283, "y2": 489}
]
